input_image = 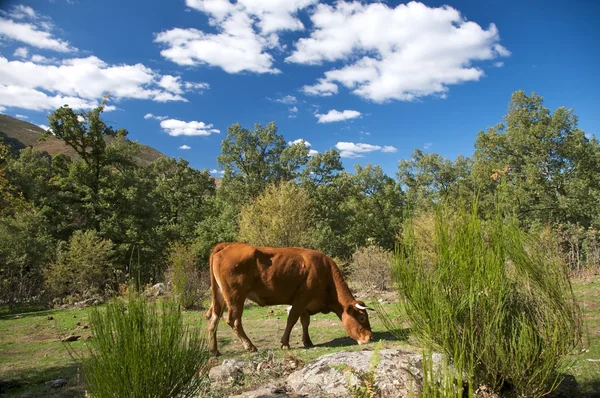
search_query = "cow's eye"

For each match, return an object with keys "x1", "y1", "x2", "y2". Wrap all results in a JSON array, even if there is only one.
[{"x1": 359, "y1": 316, "x2": 366, "y2": 323}]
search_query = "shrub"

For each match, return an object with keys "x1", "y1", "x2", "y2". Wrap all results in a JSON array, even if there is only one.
[
  {"x1": 389, "y1": 204, "x2": 583, "y2": 397},
  {"x1": 82, "y1": 294, "x2": 209, "y2": 398},
  {"x1": 45, "y1": 229, "x2": 115, "y2": 299},
  {"x1": 238, "y1": 181, "x2": 314, "y2": 247},
  {"x1": 165, "y1": 242, "x2": 208, "y2": 309},
  {"x1": 349, "y1": 245, "x2": 393, "y2": 293}
]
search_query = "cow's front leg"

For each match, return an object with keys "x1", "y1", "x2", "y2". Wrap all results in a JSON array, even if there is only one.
[
  {"x1": 281, "y1": 304, "x2": 305, "y2": 350},
  {"x1": 300, "y1": 311, "x2": 313, "y2": 348}
]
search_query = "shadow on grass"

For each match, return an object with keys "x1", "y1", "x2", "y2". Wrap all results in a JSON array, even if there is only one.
[
  {"x1": 0, "y1": 363, "x2": 85, "y2": 398},
  {"x1": 314, "y1": 329, "x2": 409, "y2": 349},
  {"x1": 0, "y1": 302, "x2": 52, "y2": 318},
  {"x1": 578, "y1": 379, "x2": 600, "y2": 398}
]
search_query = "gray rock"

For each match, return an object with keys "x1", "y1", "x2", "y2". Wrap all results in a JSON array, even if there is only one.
[
  {"x1": 229, "y1": 385, "x2": 291, "y2": 398},
  {"x1": 286, "y1": 349, "x2": 443, "y2": 398},
  {"x1": 45, "y1": 378, "x2": 67, "y2": 389},
  {"x1": 209, "y1": 359, "x2": 247, "y2": 383},
  {"x1": 145, "y1": 283, "x2": 165, "y2": 297}
]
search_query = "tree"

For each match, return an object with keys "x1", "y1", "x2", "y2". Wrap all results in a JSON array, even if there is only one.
[
  {"x1": 150, "y1": 157, "x2": 215, "y2": 242},
  {"x1": 217, "y1": 122, "x2": 308, "y2": 204},
  {"x1": 238, "y1": 181, "x2": 314, "y2": 248},
  {"x1": 472, "y1": 90, "x2": 600, "y2": 228},
  {"x1": 397, "y1": 149, "x2": 473, "y2": 211},
  {"x1": 45, "y1": 98, "x2": 136, "y2": 229}
]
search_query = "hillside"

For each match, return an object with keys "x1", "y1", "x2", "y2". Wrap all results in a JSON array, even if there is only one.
[{"x1": 0, "y1": 114, "x2": 166, "y2": 166}]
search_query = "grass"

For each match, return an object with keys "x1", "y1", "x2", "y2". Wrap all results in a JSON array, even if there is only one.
[{"x1": 1, "y1": 278, "x2": 598, "y2": 397}]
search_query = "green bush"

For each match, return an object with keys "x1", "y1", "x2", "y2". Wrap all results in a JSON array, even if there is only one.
[
  {"x1": 349, "y1": 245, "x2": 393, "y2": 293},
  {"x1": 390, "y1": 204, "x2": 583, "y2": 397},
  {"x1": 165, "y1": 242, "x2": 208, "y2": 309},
  {"x1": 44, "y1": 229, "x2": 115, "y2": 299},
  {"x1": 82, "y1": 294, "x2": 209, "y2": 398}
]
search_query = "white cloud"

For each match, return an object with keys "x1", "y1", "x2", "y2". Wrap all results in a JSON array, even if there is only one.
[
  {"x1": 335, "y1": 141, "x2": 397, "y2": 158},
  {"x1": 15, "y1": 114, "x2": 28, "y2": 119},
  {"x1": 38, "y1": 124, "x2": 48, "y2": 130},
  {"x1": 301, "y1": 78, "x2": 338, "y2": 96},
  {"x1": 159, "y1": 119, "x2": 220, "y2": 136},
  {"x1": 0, "y1": 55, "x2": 204, "y2": 112},
  {"x1": 155, "y1": 0, "x2": 317, "y2": 74},
  {"x1": 144, "y1": 113, "x2": 168, "y2": 121},
  {"x1": 6, "y1": 5, "x2": 37, "y2": 20},
  {"x1": 0, "y1": 106, "x2": 6, "y2": 112},
  {"x1": 288, "y1": 138, "x2": 318, "y2": 156},
  {"x1": 424, "y1": 142, "x2": 432, "y2": 149},
  {"x1": 288, "y1": 1, "x2": 509, "y2": 102},
  {"x1": 30, "y1": 54, "x2": 55, "y2": 63},
  {"x1": 157, "y1": 75, "x2": 209, "y2": 94},
  {"x1": 179, "y1": 144, "x2": 192, "y2": 150},
  {"x1": 210, "y1": 169, "x2": 225, "y2": 175},
  {"x1": 13, "y1": 47, "x2": 28, "y2": 58},
  {"x1": 273, "y1": 94, "x2": 297, "y2": 104},
  {"x1": 316, "y1": 109, "x2": 361, "y2": 123},
  {"x1": 0, "y1": 14, "x2": 75, "y2": 52}
]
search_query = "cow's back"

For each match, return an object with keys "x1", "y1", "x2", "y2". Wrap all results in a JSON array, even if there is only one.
[{"x1": 212, "y1": 243, "x2": 332, "y2": 308}]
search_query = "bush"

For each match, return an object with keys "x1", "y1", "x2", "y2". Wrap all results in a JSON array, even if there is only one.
[
  {"x1": 45, "y1": 229, "x2": 116, "y2": 299},
  {"x1": 165, "y1": 242, "x2": 208, "y2": 309},
  {"x1": 388, "y1": 204, "x2": 583, "y2": 397},
  {"x1": 0, "y1": 209, "x2": 55, "y2": 302},
  {"x1": 82, "y1": 294, "x2": 209, "y2": 398},
  {"x1": 349, "y1": 245, "x2": 393, "y2": 293},
  {"x1": 238, "y1": 181, "x2": 314, "y2": 247}
]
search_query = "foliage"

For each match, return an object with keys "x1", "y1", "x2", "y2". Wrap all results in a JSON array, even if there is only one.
[
  {"x1": 217, "y1": 121, "x2": 308, "y2": 205},
  {"x1": 194, "y1": 194, "x2": 239, "y2": 263},
  {"x1": 238, "y1": 181, "x2": 314, "y2": 247},
  {"x1": 349, "y1": 245, "x2": 393, "y2": 293},
  {"x1": 165, "y1": 242, "x2": 208, "y2": 309},
  {"x1": 391, "y1": 203, "x2": 583, "y2": 397},
  {"x1": 472, "y1": 90, "x2": 600, "y2": 228},
  {"x1": 0, "y1": 209, "x2": 55, "y2": 302},
  {"x1": 44, "y1": 229, "x2": 116, "y2": 299},
  {"x1": 81, "y1": 294, "x2": 209, "y2": 398}
]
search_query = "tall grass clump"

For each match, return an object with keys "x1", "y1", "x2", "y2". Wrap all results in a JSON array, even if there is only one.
[
  {"x1": 82, "y1": 294, "x2": 209, "y2": 398},
  {"x1": 391, "y1": 203, "x2": 582, "y2": 397}
]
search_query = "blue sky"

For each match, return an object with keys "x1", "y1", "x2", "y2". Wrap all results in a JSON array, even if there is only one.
[{"x1": 1, "y1": 0, "x2": 598, "y2": 177}]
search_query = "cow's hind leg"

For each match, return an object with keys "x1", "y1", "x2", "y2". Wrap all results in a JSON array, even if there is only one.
[
  {"x1": 281, "y1": 301, "x2": 308, "y2": 350},
  {"x1": 225, "y1": 297, "x2": 257, "y2": 353},
  {"x1": 300, "y1": 311, "x2": 313, "y2": 348},
  {"x1": 208, "y1": 292, "x2": 225, "y2": 356}
]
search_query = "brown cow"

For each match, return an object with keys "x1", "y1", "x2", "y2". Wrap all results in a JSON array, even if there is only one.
[{"x1": 206, "y1": 242, "x2": 373, "y2": 356}]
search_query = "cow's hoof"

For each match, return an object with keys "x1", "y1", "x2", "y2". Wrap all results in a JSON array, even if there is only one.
[
  {"x1": 246, "y1": 345, "x2": 258, "y2": 353},
  {"x1": 303, "y1": 340, "x2": 314, "y2": 348},
  {"x1": 280, "y1": 344, "x2": 290, "y2": 350},
  {"x1": 210, "y1": 350, "x2": 221, "y2": 357}
]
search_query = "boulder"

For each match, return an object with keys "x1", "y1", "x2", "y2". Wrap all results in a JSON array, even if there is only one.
[
  {"x1": 45, "y1": 378, "x2": 67, "y2": 389},
  {"x1": 209, "y1": 359, "x2": 247, "y2": 383},
  {"x1": 286, "y1": 349, "x2": 442, "y2": 398},
  {"x1": 229, "y1": 385, "x2": 290, "y2": 398}
]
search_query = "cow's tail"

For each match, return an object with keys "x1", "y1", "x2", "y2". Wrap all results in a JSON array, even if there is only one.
[{"x1": 205, "y1": 243, "x2": 229, "y2": 320}]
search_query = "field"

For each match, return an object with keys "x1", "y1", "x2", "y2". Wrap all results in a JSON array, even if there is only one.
[{"x1": 1, "y1": 277, "x2": 599, "y2": 397}]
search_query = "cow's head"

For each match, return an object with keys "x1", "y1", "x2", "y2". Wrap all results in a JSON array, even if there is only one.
[{"x1": 341, "y1": 301, "x2": 373, "y2": 344}]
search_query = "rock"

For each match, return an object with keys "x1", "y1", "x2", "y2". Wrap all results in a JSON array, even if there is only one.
[
  {"x1": 145, "y1": 283, "x2": 165, "y2": 297},
  {"x1": 229, "y1": 385, "x2": 290, "y2": 398},
  {"x1": 13, "y1": 315, "x2": 22, "y2": 319},
  {"x1": 209, "y1": 359, "x2": 246, "y2": 384},
  {"x1": 45, "y1": 378, "x2": 67, "y2": 389},
  {"x1": 61, "y1": 335, "x2": 81, "y2": 342},
  {"x1": 286, "y1": 349, "x2": 442, "y2": 398}
]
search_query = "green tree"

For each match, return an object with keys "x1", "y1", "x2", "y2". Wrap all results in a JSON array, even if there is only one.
[
  {"x1": 238, "y1": 181, "x2": 314, "y2": 247},
  {"x1": 472, "y1": 90, "x2": 600, "y2": 228},
  {"x1": 397, "y1": 149, "x2": 473, "y2": 211},
  {"x1": 150, "y1": 157, "x2": 215, "y2": 242},
  {"x1": 344, "y1": 164, "x2": 404, "y2": 251},
  {"x1": 217, "y1": 122, "x2": 308, "y2": 204}
]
